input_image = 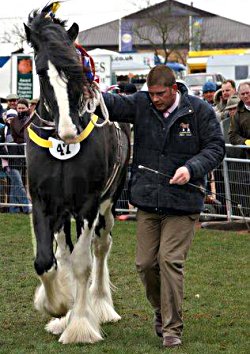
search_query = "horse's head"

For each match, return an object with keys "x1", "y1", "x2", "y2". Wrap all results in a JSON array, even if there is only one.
[{"x1": 24, "y1": 5, "x2": 88, "y2": 144}]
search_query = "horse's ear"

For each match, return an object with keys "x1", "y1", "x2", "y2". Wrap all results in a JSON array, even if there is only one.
[
  {"x1": 67, "y1": 23, "x2": 79, "y2": 42},
  {"x1": 24, "y1": 23, "x2": 31, "y2": 42}
]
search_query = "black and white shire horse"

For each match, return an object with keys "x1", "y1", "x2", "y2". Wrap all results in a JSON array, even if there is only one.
[{"x1": 24, "y1": 5, "x2": 130, "y2": 344}]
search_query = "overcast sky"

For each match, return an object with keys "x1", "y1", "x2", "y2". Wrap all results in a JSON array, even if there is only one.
[{"x1": 0, "y1": 0, "x2": 249, "y2": 33}]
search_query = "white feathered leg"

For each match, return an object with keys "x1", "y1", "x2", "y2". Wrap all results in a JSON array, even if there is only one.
[
  {"x1": 45, "y1": 312, "x2": 70, "y2": 335},
  {"x1": 90, "y1": 200, "x2": 121, "y2": 323},
  {"x1": 34, "y1": 230, "x2": 74, "y2": 317},
  {"x1": 59, "y1": 218, "x2": 102, "y2": 344},
  {"x1": 45, "y1": 230, "x2": 75, "y2": 335}
]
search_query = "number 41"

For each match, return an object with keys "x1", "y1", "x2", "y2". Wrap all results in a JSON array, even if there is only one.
[{"x1": 57, "y1": 143, "x2": 71, "y2": 156}]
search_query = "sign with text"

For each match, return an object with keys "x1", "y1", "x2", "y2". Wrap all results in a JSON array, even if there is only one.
[
  {"x1": 112, "y1": 52, "x2": 155, "y2": 67},
  {"x1": 16, "y1": 55, "x2": 33, "y2": 99},
  {"x1": 92, "y1": 55, "x2": 112, "y2": 87}
]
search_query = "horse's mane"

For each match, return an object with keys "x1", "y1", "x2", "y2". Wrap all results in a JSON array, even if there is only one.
[{"x1": 27, "y1": 11, "x2": 85, "y2": 91}]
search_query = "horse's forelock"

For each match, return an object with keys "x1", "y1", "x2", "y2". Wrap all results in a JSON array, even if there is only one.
[
  {"x1": 28, "y1": 10, "x2": 66, "y2": 28},
  {"x1": 45, "y1": 26, "x2": 83, "y2": 87},
  {"x1": 30, "y1": 15, "x2": 83, "y2": 82}
]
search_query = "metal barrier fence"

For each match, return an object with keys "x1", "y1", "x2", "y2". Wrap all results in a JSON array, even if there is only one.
[
  {"x1": 0, "y1": 143, "x2": 249, "y2": 221},
  {"x1": 116, "y1": 144, "x2": 250, "y2": 222},
  {"x1": 0, "y1": 143, "x2": 32, "y2": 213}
]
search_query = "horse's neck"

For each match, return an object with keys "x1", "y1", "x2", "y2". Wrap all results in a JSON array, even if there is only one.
[{"x1": 79, "y1": 111, "x2": 93, "y2": 129}]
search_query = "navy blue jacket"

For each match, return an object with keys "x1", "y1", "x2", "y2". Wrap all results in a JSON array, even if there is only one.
[{"x1": 102, "y1": 87, "x2": 225, "y2": 214}]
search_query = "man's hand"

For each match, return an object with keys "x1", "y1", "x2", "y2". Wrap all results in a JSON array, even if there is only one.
[
  {"x1": 83, "y1": 85, "x2": 93, "y2": 100},
  {"x1": 169, "y1": 166, "x2": 190, "y2": 185}
]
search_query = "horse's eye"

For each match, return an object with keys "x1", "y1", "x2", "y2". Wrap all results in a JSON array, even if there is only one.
[
  {"x1": 37, "y1": 69, "x2": 47, "y2": 76},
  {"x1": 31, "y1": 42, "x2": 39, "y2": 52}
]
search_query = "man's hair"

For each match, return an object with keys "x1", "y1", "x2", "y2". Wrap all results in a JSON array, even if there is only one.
[
  {"x1": 237, "y1": 81, "x2": 250, "y2": 92},
  {"x1": 147, "y1": 65, "x2": 176, "y2": 87},
  {"x1": 17, "y1": 98, "x2": 29, "y2": 108},
  {"x1": 222, "y1": 79, "x2": 236, "y2": 89}
]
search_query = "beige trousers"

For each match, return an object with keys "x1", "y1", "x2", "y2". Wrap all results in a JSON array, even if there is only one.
[{"x1": 135, "y1": 209, "x2": 199, "y2": 338}]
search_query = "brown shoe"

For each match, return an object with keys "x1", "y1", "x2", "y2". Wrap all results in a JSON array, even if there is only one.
[
  {"x1": 163, "y1": 336, "x2": 181, "y2": 348},
  {"x1": 154, "y1": 311, "x2": 162, "y2": 337}
]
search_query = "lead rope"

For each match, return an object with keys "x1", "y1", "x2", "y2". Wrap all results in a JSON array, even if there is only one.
[
  {"x1": 80, "y1": 82, "x2": 112, "y2": 128},
  {"x1": 138, "y1": 165, "x2": 250, "y2": 232}
]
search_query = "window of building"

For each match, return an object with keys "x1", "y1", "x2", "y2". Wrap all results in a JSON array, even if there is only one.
[{"x1": 235, "y1": 65, "x2": 248, "y2": 80}]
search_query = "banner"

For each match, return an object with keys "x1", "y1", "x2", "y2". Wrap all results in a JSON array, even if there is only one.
[
  {"x1": 192, "y1": 17, "x2": 203, "y2": 51},
  {"x1": 17, "y1": 55, "x2": 33, "y2": 99},
  {"x1": 120, "y1": 19, "x2": 133, "y2": 53}
]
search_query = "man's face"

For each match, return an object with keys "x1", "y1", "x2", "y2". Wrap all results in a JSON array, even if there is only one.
[
  {"x1": 221, "y1": 82, "x2": 236, "y2": 101},
  {"x1": 238, "y1": 84, "x2": 250, "y2": 106},
  {"x1": 203, "y1": 91, "x2": 215, "y2": 103},
  {"x1": 148, "y1": 84, "x2": 177, "y2": 112},
  {"x1": 17, "y1": 103, "x2": 29, "y2": 113},
  {"x1": 7, "y1": 99, "x2": 18, "y2": 109},
  {"x1": 227, "y1": 107, "x2": 237, "y2": 118}
]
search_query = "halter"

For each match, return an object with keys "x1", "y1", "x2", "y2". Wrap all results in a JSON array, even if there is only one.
[
  {"x1": 27, "y1": 114, "x2": 98, "y2": 148},
  {"x1": 80, "y1": 82, "x2": 112, "y2": 128}
]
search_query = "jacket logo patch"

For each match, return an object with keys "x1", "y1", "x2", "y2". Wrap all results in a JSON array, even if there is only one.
[{"x1": 179, "y1": 122, "x2": 192, "y2": 136}]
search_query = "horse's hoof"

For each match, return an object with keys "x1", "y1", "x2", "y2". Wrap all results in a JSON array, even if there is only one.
[
  {"x1": 58, "y1": 317, "x2": 103, "y2": 344},
  {"x1": 45, "y1": 317, "x2": 68, "y2": 335}
]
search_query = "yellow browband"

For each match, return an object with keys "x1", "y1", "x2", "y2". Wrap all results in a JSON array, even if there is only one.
[{"x1": 27, "y1": 114, "x2": 98, "y2": 148}]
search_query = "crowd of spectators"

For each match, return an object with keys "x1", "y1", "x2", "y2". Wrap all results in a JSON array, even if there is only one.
[
  {"x1": 202, "y1": 78, "x2": 250, "y2": 216},
  {"x1": 202, "y1": 79, "x2": 250, "y2": 152},
  {"x1": 0, "y1": 94, "x2": 38, "y2": 213},
  {"x1": 0, "y1": 77, "x2": 249, "y2": 215}
]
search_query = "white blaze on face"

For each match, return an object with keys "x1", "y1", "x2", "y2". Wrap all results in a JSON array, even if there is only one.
[{"x1": 47, "y1": 60, "x2": 77, "y2": 142}]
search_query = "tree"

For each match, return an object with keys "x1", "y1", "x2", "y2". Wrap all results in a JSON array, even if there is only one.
[
  {"x1": 0, "y1": 20, "x2": 26, "y2": 51},
  {"x1": 127, "y1": 0, "x2": 197, "y2": 65}
]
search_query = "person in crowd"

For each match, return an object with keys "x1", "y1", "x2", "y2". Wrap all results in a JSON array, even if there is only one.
[
  {"x1": 228, "y1": 81, "x2": 250, "y2": 159},
  {"x1": 11, "y1": 98, "x2": 31, "y2": 144},
  {"x1": 221, "y1": 95, "x2": 241, "y2": 157},
  {"x1": 202, "y1": 81, "x2": 217, "y2": 105},
  {"x1": 124, "y1": 83, "x2": 137, "y2": 95},
  {"x1": 227, "y1": 82, "x2": 250, "y2": 216},
  {"x1": 118, "y1": 82, "x2": 137, "y2": 96},
  {"x1": 0, "y1": 118, "x2": 8, "y2": 211},
  {"x1": 0, "y1": 100, "x2": 5, "y2": 124},
  {"x1": 214, "y1": 80, "x2": 236, "y2": 121},
  {"x1": 118, "y1": 82, "x2": 126, "y2": 94},
  {"x1": 115, "y1": 83, "x2": 137, "y2": 217},
  {"x1": 201, "y1": 81, "x2": 222, "y2": 204},
  {"x1": 0, "y1": 108, "x2": 31, "y2": 214},
  {"x1": 92, "y1": 65, "x2": 225, "y2": 348},
  {"x1": 202, "y1": 81, "x2": 220, "y2": 203},
  {"x1": 29, "y1": 98, "x2": 38, "y2": 114},
  {"x1": 225, "y1": 94, "x2": 240, "y2": 120},
  {"x1": 5, "y1": 93, "x2": 19, "y2": 111},
  {"x1": 0, "y1": 93, "x2": 19, "y2": 123}
]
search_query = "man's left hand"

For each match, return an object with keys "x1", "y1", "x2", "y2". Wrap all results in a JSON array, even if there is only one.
[{"x1": 169, "y1": 166, "x2": 190, "y2": 185}]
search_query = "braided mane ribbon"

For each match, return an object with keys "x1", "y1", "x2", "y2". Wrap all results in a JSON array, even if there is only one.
[
  {"x1": 75, "y1": 43, "x2": 96, "y2": 83},
  {"x1": 42, "y1": 1, "x2": 61, "y2": 18}
]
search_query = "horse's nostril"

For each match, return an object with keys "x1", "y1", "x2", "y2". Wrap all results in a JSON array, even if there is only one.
[
  {"x1": 59, "y1": 124, "x2": 77, "y2": 142},
  {"x1": 63, "y1": 136, "x2": 79, "y2": 145}
]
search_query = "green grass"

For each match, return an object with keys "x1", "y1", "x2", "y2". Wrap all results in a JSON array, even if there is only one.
[{"x1": 0, "y1": 214, "x2": 249, "y2": 353}]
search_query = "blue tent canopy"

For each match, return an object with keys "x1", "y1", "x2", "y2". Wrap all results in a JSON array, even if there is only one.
[
  {"x1": 0, "y1": 56, "x2": 10, "y2": 68},
  {"x1": 166, "y1": 62, "x2": 186, "y2": 72}
]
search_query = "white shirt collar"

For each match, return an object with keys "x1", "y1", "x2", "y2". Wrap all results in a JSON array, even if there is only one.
[{"x1": 163, "y1": 92, "x2": 180, "y2": 118}]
